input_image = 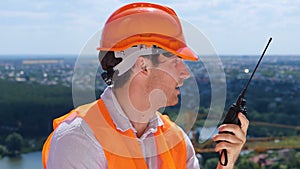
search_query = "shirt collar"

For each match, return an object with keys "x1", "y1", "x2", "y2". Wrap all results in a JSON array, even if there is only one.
[{"x1": 100, "y1": 86, "x2": 164, "y2": 133}]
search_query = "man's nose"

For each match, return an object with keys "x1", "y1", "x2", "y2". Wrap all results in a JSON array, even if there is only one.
[{"x1": 178, "y1": 60, "x2": 190, "y2": 79}]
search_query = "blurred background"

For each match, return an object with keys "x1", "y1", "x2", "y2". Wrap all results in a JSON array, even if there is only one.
[{"x1": 0, "y1": 0, "x2": 299, "y2": 169}]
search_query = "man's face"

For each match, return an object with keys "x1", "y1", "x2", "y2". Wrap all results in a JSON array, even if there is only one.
[{"x1": 146, "y1": 54, "x2": 190, "y2": 107}]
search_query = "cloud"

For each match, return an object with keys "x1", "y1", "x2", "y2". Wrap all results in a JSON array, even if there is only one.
[
  {"x1": 159, "y1": 0, "x2": 300, "y2": 29},
  {"x1": 0, "y1": 0, "x2": 299, "y2": 54},
  {"x1": 0, "y1": 0, "x2": 127, "y2": 54},
  {"x1": 0, "y1": 10, "x2": 50, "y2": 19}
]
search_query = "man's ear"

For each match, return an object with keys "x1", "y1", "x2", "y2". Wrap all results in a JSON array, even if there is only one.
[{"x1": 132, "y1": 57, "x2": 149, "y2": 75}]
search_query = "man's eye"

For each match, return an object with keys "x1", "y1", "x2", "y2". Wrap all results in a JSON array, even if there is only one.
[{"x1": 174, "y1": 58, "x2": 180, "y2": 64}]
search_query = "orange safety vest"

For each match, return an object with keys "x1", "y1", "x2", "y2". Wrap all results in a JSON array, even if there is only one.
[{"x1": 42, "y1": 99, "x2": 187, "y2": 169}]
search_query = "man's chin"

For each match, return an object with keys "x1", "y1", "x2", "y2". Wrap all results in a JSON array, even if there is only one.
[{"x1": 165, "y1": 98, "x2": 179, "y2": 107}]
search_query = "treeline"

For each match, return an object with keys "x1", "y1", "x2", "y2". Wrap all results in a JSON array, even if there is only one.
[
  {"x1": 165, "y1": 79, "x2": 300, "y2": 137},
  {"x1": 230, "y1": 80, "x2": 300, "y2": 137},
  {"x1": 0, "y1": 79, "x2": 74, "y2": 144},
  {"x1": 0, "y1": 77, "x2": 299, "y2": 148},
  {"x1": 197, "y1": 80, "x2": 300, "y2": 127},
  {"x1": 200, "y1": 149, "x2": 300, "y2": 169}
]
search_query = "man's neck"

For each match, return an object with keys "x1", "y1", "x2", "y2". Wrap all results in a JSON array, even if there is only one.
[
  {"x1": 130, "y1": 121, "x2": 149, "y2": 138},
  {"x1": 113, "y1": 85, "x2": 158, "y2": 137}
]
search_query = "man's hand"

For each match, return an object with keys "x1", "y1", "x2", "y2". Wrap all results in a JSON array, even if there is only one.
[{"x1": 213, "y1": 113, "x2": 249, "y2": 169}]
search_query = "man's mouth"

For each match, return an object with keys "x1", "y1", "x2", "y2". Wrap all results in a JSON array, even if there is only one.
[{"x1": 175, "y1": 86, "x2": 180, "y2": 94}]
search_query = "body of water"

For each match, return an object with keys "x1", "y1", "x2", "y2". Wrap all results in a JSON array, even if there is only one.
[{"x1": 0, "y1": 152, "x2": 42, "y2": 169}]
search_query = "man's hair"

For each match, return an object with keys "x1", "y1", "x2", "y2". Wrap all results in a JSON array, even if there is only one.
[{"x1": 99, "y1": 50, "x2": 174, "y2": 88}]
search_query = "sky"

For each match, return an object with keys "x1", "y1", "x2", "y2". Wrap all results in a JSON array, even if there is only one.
[{"x1": 0, "y1": 0, "x2": 299, "y2": 55}]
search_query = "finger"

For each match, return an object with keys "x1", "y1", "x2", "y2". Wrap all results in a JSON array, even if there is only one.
[
  {"x1": 238, "y1": 113, "x2": 249, "y2": 134},
  {"x1": 213, "y1": 133, "x2": 243, "y2": 145},
  {"x1": 218, "y1": 124, "x2": 246, "y2": 143},
  {"x1": 214, "y1": 141, "x2": 240, "y2": 153},
  {"x1": 218, "y1": 124, "x2": 241, "y2": 135}
]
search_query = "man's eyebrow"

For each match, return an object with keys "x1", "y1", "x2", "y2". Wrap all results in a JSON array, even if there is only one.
[
  {"x1": 162, "y1": 52, "x2": 176, "y2": 57},
  {"x1": 159, "y1": 55, "x2": 178, "y2": 64}
]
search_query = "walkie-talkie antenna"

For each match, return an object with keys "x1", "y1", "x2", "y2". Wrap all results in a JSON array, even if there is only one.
[{"x1": 239, "y1": 37, "x2": 272, "y2": 100}]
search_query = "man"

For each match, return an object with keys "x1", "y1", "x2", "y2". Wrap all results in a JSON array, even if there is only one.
[{"x1": 42, "y1": 2, "x2": 248, "y2": 169}]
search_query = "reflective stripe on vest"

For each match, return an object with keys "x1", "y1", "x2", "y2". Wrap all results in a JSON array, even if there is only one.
[{"x1": 42, "y1": 99, "x2": 187, "y2": 169}]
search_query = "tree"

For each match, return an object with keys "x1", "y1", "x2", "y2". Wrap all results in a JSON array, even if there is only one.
[
  {"x1": 286, "y1": 151, "x2": 300, "y2": 168},
  {"x1": 0, "y1": 145, "x2": 6, "y2": 158},
  {"x1": 5, "y1": 132, "x2": 24, "y2": 157},
  {"x1": 203, "y1": 157, "x2": 218, "y2": 169},
  {"x1": 236, "y1": 160, "x2": 261, "y2": 169},
  {"x1": 269, "y1": 163, "x2": 280, "y2": 169}
]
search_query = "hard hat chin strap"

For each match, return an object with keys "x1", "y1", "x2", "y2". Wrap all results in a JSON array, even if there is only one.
[{"x1": 113, "y1": 45, "x2": 166, "y2": 76}]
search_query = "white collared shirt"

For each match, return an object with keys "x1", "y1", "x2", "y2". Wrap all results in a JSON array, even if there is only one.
[{"x1": 47, "y1": 87, "x2": 200, "y2": 169}]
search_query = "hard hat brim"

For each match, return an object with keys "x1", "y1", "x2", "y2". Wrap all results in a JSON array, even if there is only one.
[
  {"x1": 97, "y1": 44, "x2": 198, "y2": 61},
  {"x1": 171, "y1": 46, "x2": 198, "y2": 61}
]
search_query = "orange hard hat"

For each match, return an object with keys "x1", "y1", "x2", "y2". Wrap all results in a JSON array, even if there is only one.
[{"x1": 97, "y1": 2, "x2": 198, "y2": 61}]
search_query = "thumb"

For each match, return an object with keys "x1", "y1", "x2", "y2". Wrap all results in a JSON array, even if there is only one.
[{"x1": 238, "y1": 113, "x2": 249, "y2": 134}]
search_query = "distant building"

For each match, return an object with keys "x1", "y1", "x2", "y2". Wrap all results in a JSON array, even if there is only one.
[
  {"x1": 22, "y1": 59, "x2": 64, "y2": 64},
  {"x1": 249, "y1": 154, "x2": 274, "y2": 167}
]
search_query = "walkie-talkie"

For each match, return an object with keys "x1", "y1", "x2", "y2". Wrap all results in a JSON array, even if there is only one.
[{"x1": 218, "y1": 37, "x2": 272, "y2": 166}]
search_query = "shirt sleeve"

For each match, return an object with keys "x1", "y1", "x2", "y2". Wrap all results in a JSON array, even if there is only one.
[
  {"x1": 183, "y1": 130, "x2": 201, "y2": 169},
  {"x1": 47, "y1": 118, "x2": 107, "y2": 169}
]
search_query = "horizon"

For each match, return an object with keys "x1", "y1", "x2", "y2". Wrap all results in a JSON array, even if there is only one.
[{"x1": 1, "y1": 54, "x2": 300, "y2": 60}]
